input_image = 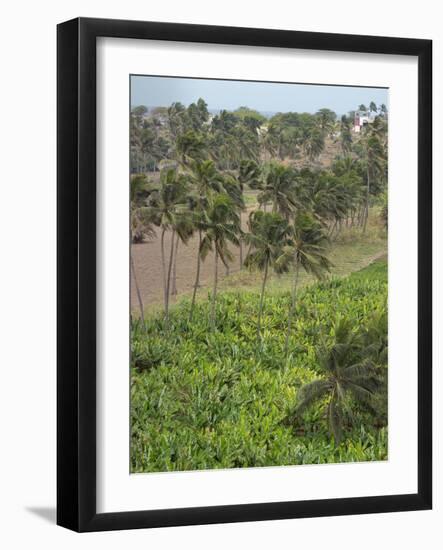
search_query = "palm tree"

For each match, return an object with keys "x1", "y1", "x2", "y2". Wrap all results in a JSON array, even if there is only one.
[
  {"x1": 379, "y1": 190, "x2": 388, "y2": 230},
  {"x1": 316, "y1": 108, "x2": 337, "y2": 136},
  {"x1": 369, "y1": 101, "x2": 377, "y2": 113},
  {"x1": 238, "y1": 159, "x2": 262, "y2": 190},
  {"x1": 261, "y1": 123, "x2": 278, "y2": 159},
  {"x1": 361, "y1": 133, "x2": 384, "y2": 232},
  {"x1": 187, "y1": 97, "x2": 210, "y2": 131},
  {"x1": 301, "y1": 170, "x2": 356, "y2": 234},
  {"x1": 258, "y1": 161, "x2": 299, "y2": 218},
  {"x1": 170, "y1": 214, "x2": 194, "y2": 296},
  {"x1": 237, "y1": 159, "x2": 262, "y2": 268},
  {"x1": 222, "y1": 172, "x2": 246, "y2": 274},
  {"x1": 379, "y1": 103, "x2": 388, "y2": 118},
  {"x1": 188, "y1": 159, "x2": 225, "y2": 196},
  {"x1": 146, "y1": 168, "x2": 188, "y2": 321},
  {"x1": 303, "y1": 127, "x2": 325, "y2": 162},
  {"x1": 167, "y1": 101, "x2": 188, "y2": 139},
  {"x1": 338, "y1": 115, "x2": 353, "y2": 154},
  {"x1": 130, "y1": 174, "x2": 154, "y2": 243},
  {"x1": 280, "y1": 212, "x2": 332, "y2": 354},
  {"x1": 187, "y1": 160, "x2": 226, "y2": 322},
  {"x1": 209, "y1": 110, "x2": 240, "y2": 169},
  {"x1": 175, "y1": 130, "x2": 207, "y2": 167},
  {"x1": 199, "y1": 194, "x2": 241, "y2": 328},
  {"x1": 130, "y1": 174, "x2": 155, "y2": 322},
  {"x1": 244, "y1": 211, "x2": 291, "y2": 340},
  {"x1": 288, "y1": 319, "x2": 382, "y2": 443},
  {"x1": 232, "y1": 124, "x2": 260, "y2": 163}
]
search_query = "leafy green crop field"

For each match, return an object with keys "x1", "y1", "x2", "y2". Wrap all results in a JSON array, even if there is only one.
[{"x1": 131, "y1": 258, "x2": 388, "y2": 473}]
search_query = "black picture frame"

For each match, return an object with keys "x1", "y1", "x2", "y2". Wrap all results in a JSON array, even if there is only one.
[{"x1": 57, "y1": 17, "x2": 432, "y2": 532}]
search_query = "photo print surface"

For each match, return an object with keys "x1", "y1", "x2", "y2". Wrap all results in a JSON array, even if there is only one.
[{"x1": 129, "y1": 75, "x2": 388, "y2": 474}]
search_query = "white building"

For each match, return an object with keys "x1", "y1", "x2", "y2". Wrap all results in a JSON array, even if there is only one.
[{"x1": 353, "y1": 110, "x2": 376, "y2": 133}]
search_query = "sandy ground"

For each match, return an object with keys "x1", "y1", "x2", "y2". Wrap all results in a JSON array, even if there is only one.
[
  {"x1": 130, "y1": 212, "x2": 249, "y2": 312},
  {"x1": 130, "y1": 207, "x2": 387, "y2": 313}
]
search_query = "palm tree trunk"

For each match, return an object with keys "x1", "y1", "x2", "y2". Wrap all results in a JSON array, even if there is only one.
[
  {"x1": 189, "y1": 229, "x2": 202, "y2": 322},
  {"x1": 257, "y1": 258, "x2": 269, "y2": 340},
  {"x1": 165, "y1": 230, "x2": 176, "y2": 322},
  {"x1": 284, "y1": 260, "x2": 300, "y2": 355},
  {"x1": 358, "y1": 203, "x2": 365, "y2": 227},
  {"x1": 160, "y1": 227, "x2": 167, "y2": 312},
  {"x1": 171, "y1": 237, "x2": 179, "y2": 296},
  {"x1": 210, "y1": 248, "x2": 219, "y2": 328},
  {"x1": 239, "y1": 239, "x2": 243, "y2": 270},
  {"x1": 363, "y1": 166, "x2": 370, "y2": 233},
  {"x1": 329, "y1": 219, "x2": 337, "y2": 239},
  {"x1": 272, "y1": 199, "x2": 277, "y2": 214},
  {"x1": 130, "y1": 245, "x2": 145, "y2": 325}
]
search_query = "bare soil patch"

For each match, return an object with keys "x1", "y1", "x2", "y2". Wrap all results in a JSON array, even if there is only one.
[{"x1": 131, "y1": 212, "x2": 249, "y2": 312}]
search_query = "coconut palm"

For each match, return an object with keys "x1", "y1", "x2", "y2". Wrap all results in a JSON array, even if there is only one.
[
  {"x1": 302, "y1": 171, "x2": 355, "y2": 233},
  {"x1": 331, "y1": 155, "x2": 358, "y2": 178},
  {"x1": 188, "y1": 209, "x2": 206, "y2": 323},
  {"x1": 361, "y1": 133, "x2": 385, "y2": 232},
  {"x1": 187, "y1": 160, "x2": 226, "y2": 322},
  {"x1": 186, "y1": 97, "x2": 209, "y2": 131},
  {"x1": 303, "y1": 127, "x2": 325, "y2": 162},
  {"x1": 238, "y1": 159, "x2": 262, "y2": 190},
  {"x1": 316, "y1": 108, "x2": 337, "y2": 136},
  {"x1": 362, "y1": 309, "x2": 388, "y2": 425},
  {"x1": 237, "y1": 159, "x2": 262, "y2": 268},
  {"x1": 170, "y1": 214, "x2": 194, "y2": 296},
  {"x1": 258, "y1": 161, "x2": 299, "y2": 218},
  {"x1": 232, "y1": 124, "x2": 260, "y2": 163},
  {"x1": 167, "y1": 101, "x2": 188, "y2": 139},
  {"x1": 199, "y1": 194, "x2": 241, "y2": 328},
  {"x1": 188, "y1": 159, "x2": 225, "y2": 197},
  {"x1": 380, "y1": 190, "x2": 388, "y2": 230},
  {"x1": 146, "y1": 168, "x2": 188, "y2": 321},
  {"x1": 209, "y1": 110, "x2": 240, "y2": 169},
  {"x1": 288, "y1": 319, "x2": 382, "y2": 443},
  {"x1": 130, "y1": 174, "x2": 155, "y2": 322},
  {"x1": 175, "y1": 130, "x2": 207, "y2": 167},
  {"x1": 261, "y1": 123, "x2": 279, "y2": 159},
  {"x1": 369, "y1": 101, "x2": 377, "y2": 113},
  {"x1": 222, "y1": 172, "x2": 246, "y2": 274},
  {"x1": 244, "y1": 211, "x2": 291, "y2": 340},
  {"x1": 338, "y1": 114, "x2": 353, "y2": 154},
  {"x1": 279, "y1": 212, "x2": 332, "y2": 354},
  {"x1": 130, "y1": 174, "x2": 155, "y2": 243}
]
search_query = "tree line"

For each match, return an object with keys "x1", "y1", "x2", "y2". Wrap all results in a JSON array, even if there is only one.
[
  {"x1": 131, "y1": 99, "x2": 387, "y2": 172},
  {"x1": 131, "y1": 97, "x2": 387, "y2": 330}
]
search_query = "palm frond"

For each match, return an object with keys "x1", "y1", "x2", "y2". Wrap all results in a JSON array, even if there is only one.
[{"x1": 294, "y1": 379, "x2": 332, "y2": 415}]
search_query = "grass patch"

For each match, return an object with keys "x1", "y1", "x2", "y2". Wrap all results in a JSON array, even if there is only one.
[{"x1": 220, "y1": 218, "x2": 386, "y2": 296}]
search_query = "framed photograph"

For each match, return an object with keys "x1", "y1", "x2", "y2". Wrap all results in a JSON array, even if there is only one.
[{"x1": 57, "y1": 17, "x2": 432, "y2": 532}]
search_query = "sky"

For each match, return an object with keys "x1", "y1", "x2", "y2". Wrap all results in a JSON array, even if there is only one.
[{"x1": 130, "y1": 75, "x2": 388, "y2": 116}]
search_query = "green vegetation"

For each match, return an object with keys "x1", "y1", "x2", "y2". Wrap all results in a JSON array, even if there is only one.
[
  {"x1": 129, "y1": 94, "x2": 388, "y2": 472},
  {"x1": 131, "y1": 259, "x2": 387, "y2": 472}
]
